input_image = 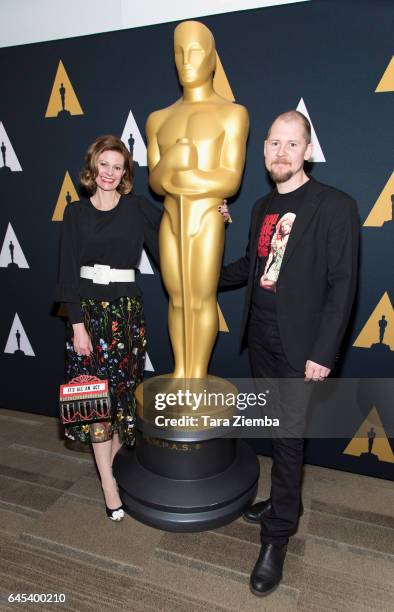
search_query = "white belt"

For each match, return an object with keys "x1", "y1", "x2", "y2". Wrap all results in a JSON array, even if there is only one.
[{"x1": 80, "y1": 264, "x2": 135, "y2": 285}]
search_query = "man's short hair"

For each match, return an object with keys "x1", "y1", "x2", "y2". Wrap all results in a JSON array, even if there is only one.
[{"x1": 267, "y1": 110, "x2": 312, "y2": 144}]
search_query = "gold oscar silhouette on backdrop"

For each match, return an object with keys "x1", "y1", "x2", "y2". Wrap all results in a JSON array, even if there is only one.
[{"x1": 146, "y1": 20, "x2": 249, "y2": 379}]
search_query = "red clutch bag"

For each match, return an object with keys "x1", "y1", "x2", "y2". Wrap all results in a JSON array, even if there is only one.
[{"x1": 59, "y1": 375, "x2": 111, "y2": 425}]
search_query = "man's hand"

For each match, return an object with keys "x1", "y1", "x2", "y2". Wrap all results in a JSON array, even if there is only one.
[
  {"x1": 72, "y1": 323, "x2": 93, "y2": 357},
  {"x1": 304, "y1": 360, "x2": 331, "y2": 382},
  {"x1": 218, "y1": 199, "x2": 232, "y2": 223}
]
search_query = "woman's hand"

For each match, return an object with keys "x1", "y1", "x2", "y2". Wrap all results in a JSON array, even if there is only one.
[
  {"x1": 72, "y1": 323, "x2": 93, "y2": 356},
  {"x1": 218, "y1": 199, "x2": 232, "y2": 223}
]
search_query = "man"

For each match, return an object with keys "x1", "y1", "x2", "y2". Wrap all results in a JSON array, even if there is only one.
[{"x1": 220, "y1": 110, "x2": 359, "y2": 596}]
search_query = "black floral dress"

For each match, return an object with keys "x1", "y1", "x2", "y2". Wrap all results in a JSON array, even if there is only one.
[
  {"x1": 65, "y1": 297, "x2": 145, "y2": 445},
  {"x1": 55, "y1": 194, "x2": 161, "y2": 446}
]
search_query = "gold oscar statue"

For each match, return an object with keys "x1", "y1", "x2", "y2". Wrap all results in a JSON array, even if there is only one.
[{"x1": 146, "y1": 20, "x2": 249, "y2": 379}]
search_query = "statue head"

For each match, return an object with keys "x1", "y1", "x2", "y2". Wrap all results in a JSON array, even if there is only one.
[{"x1": 174, "y1": 21, "x2": 216, "y2": 89}]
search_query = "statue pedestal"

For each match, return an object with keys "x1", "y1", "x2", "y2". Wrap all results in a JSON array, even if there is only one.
[{"x1": 113, "y1": 376, "x2": 260, "y2": 532}]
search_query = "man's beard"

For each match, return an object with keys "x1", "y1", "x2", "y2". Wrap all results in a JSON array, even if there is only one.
[{"x1": 269, "y1": 162, "x2": 293, "y2": 184}]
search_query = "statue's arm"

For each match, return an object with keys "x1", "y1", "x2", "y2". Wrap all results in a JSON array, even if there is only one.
[
  {"x1": 169, "y1": 105, "x2": 250, "y2": 198},
  {"x1": 146, "y1": 107, "x2": 198, "y2": 196}
]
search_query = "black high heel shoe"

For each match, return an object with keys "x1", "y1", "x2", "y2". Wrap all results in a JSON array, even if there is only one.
[
  {"x1": 105, "y1": 504, "x2": 124, "y2": 521},
  {"x1": 102, "y1": 477, "x2": 124, "y2": 521}
]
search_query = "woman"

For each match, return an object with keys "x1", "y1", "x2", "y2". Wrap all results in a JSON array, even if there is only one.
[
  {"x1": 56, "y1": 135, "x2": 230, "y2": 521},
  {"x1": 56, "y1": 135, "x2": 162, "y2": 521}
]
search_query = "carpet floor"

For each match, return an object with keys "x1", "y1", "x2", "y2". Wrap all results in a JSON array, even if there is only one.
[{"x1": 0, "y1": 409, "x2": 393, "y2": 611}]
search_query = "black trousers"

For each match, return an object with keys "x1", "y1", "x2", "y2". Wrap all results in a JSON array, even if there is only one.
[{"x1": 248, "y1": 306, "x2": 312, "y2": 546}]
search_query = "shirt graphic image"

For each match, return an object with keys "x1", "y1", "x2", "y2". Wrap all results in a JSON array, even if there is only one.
[{"x1": 258, "y1": 212, "x2": 296, "y2": 292}]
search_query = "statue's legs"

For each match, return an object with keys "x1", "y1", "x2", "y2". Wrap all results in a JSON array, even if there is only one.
[
  {"x1": 160, "y1": 200, "x2": 225, "y2": 379},
  {"x1": 159, "y1": 210, "x2": 186, "y2": 377},
  {"x1": 187, "y1": 209, "x2": 224, "y2": 377}
]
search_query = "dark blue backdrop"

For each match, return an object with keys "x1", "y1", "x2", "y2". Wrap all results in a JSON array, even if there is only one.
[{"x1": 0, "y1": 0, "x2": 393, "y2": 479}]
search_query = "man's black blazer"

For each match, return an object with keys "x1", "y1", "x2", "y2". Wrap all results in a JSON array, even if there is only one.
[{"x1": 220, "y1": 177, "x2": 359, "y2": 372}]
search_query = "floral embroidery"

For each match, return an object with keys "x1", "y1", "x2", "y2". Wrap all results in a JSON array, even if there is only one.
[{"x1": 64, "y1": 296, "x2": 145, "y2": 446}]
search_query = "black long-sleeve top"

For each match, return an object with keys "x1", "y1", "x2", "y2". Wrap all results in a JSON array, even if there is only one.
[{"x1": 55, "y1": 194, "x2": 162, "y2": 324}]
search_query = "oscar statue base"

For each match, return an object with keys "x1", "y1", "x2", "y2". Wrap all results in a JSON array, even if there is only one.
[
  {"x1": 113, "y1": 376, "x2": 260, "y2": 532},
  {"x1": 113, "y1": 433, "x2": 259, "y2": 532}
]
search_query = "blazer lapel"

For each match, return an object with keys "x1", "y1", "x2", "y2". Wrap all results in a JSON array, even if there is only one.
[{"x1": 280, "y1": 178, "x2": 324, "y2": 272}]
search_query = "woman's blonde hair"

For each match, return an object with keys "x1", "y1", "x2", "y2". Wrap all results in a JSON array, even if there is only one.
[{"x1": 80, "y1": 135, "x2": 133, "y2": 195}]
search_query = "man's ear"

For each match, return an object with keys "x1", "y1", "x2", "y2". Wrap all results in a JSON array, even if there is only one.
[{"x1": 304, "y1": 142, "x2": 313, "y2": 161}]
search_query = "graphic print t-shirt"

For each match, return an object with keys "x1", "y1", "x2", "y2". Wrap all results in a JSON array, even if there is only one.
[{"x1": 252, "y1": 181, "x2": 309, "y2": 311}]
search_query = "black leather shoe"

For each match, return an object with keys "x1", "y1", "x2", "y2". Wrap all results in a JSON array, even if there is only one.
[
  {"x1": 243, "y1": 498, "x2": 304, "y2": 524},
  {"x1": 243, "y1": 498, "x2": 272, "y2": 523},
  {"x1": 250, "y1": 542, "x2": 287, "y2": 596}
]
